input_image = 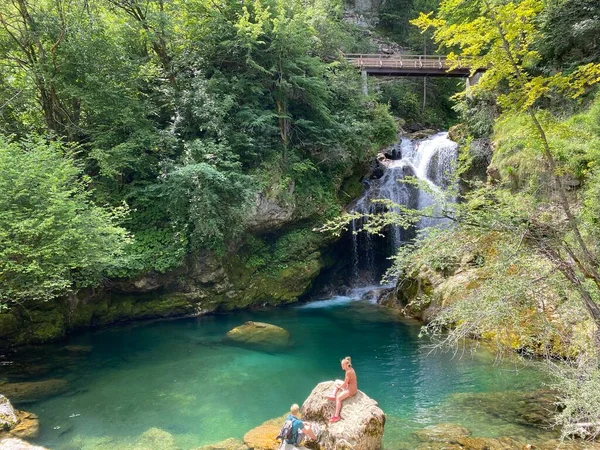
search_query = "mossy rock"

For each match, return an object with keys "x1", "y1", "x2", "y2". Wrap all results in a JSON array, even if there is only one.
[
  {"x1": 243, "y1": 416, "x2": 283, "y2": 450},
  {"x1": 0, "y1": 314, "x2": 20, "y2": 339},
  {"x1": 225, "y1": 322, "x2": 291, "y2": 349},
  {"x1": 133, "y1": 427, "x2": 179, "y2": 450},
  {"x1": 413, "y1": 423, "x2": 471, "y2": 443},
  {"x1": 197, "y1": 438, "x2": 249, "y2": 450},
  {"x1": 0, "y1": 411, "x2": 40, "y2": 440}
]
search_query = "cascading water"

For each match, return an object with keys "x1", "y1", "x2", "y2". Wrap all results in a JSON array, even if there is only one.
[{"x1": 349, "y1": 132, "x2": 458, "y2": 284}]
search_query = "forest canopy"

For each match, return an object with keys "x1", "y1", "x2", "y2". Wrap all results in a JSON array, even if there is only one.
[{"x1": 0, "y1": 0, "x2": 397, "y2": 307}]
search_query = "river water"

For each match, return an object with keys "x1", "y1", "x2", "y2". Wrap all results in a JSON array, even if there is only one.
[{"x1": 3, "y1": 294, "x2": 551, "y2": 449}]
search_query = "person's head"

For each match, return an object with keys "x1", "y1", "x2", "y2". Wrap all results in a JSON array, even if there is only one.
[
  {"x1": 290, "y1": 404, "x2": 300, "y2": 416},
  {"x1": 341, "y1": 356, "x2": 352, "y2": 370}
]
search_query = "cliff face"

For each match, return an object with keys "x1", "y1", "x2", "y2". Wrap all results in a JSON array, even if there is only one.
[{"x1": 343, "y1": 0, "x2": 383, "y2": 27}]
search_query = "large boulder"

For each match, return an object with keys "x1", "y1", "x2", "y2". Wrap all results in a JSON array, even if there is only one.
[
  {"x1": 301, "y1": 381, "x2": 385, "y2": 450},
  {"x1": 1, "y1": 411, "x2": 40, "y2": 440},
  {"x1": 0, "y1": 438, "x2": 48, "y2": 450},
  {"x1": 0, "y1": 396, "x2": 17, "y2": 431},
  {"x1": 225, "y1": 322, "x2": 291, "y2": 349},
  {"x1": 0, "y1": 394, "x2": 40, "y2": 441}
]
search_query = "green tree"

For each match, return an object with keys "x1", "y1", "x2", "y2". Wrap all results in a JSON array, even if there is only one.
[
  {"x1": 0, "y1": 137, "x2": 130, "y2": 308},
  {"x1": 412, "y1": 0, "x2": 600, "y2": 330}
]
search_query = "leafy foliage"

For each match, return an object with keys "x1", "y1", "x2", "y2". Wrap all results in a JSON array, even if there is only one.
[
  {"x1": 0, "y1": 0, "x2": 397, "y2": 296},
  {"x1": 0, "y1": 138, "x2": 129, "y2": 307}
]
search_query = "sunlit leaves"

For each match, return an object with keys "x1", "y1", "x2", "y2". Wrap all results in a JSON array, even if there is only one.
[{"x1": 0, "y1": 137, "x2": 130, "y2": 307}]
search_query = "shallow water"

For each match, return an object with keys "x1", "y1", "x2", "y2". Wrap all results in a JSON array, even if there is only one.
[{"x1": 3, "y1": 295, "x2": 554, "y2": 449}]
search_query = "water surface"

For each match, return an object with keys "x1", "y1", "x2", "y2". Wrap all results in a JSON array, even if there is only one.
[{"x1": 3, "y1": 295, "x2": 551, "y2": 449}]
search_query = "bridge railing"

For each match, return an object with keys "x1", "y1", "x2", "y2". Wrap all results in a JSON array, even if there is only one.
[{"x1": 344, "y1": 53, "x2": 474, "y2": 70}]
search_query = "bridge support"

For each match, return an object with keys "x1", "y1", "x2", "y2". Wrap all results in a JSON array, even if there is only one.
[{"x1": 361, "y1": 69, "x2": 368, "y2": 95}]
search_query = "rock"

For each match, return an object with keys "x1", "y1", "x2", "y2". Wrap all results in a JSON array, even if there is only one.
[
  {"x1": 415, "y1": 444, "x2": 463, "y2": 450},
  {"x1": 0, "y1": 438, "x2": 48, "y2": 450},
  {"x1": 535, "y1": 439, "x2": 600, "y2": 449},
  {"x1": 450, "y1": 390, "x2": 559, "y2": 430},
  {"x1": 0, "y1": 396, "x2": 17, "y2": 431},
  {"x1": 301, "y1": 381, "x2": 385, "y2": 450},
  {"x1": 243, "y1": 416, "x2": 282, "y2": 450},
  {"x1": 405, "y1": 129, "x2": 438, "y2": 140},
  {"x1": 0, "y1": 410, "x2": 39, "y2": 441},
  {"x1": 2, "y1": 411, "x2": 40, "y2": 440},
  {"x1": 359, "y1": 288, "x2": 393, "y2": 304},
  {"x1": 197, "y1": 438, "x2": 249, "y2": 450},
  {"x1": 413, "y1": 423, "x2": 471, "y2": 443},
  {"x1": 133, "y1": 427, "x2": 178, "y2": 450},
  {"x1": 487, "y1": 165, "x2": 501, "y2": 183},
  {"x1": 0, "y1": 379, "x2": 69, "y2": 403},
  {"x1": 448, "y1": 124, "x2": 468, "y2": 143},
  {"x1": 225, "y1": 322, "x2": 291, "y2": 349},
  {"x1": 455, "y1": 436, "x2": 524, "y2": 449},
  {"x1": 246, "y1": 192, "x2": 295, "y2": 233},
  {"x1": 64, "y1": 345, "x2": 93, "y2": 355}
]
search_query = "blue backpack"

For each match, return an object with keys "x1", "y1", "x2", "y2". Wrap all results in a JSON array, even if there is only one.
[{"x1": 276, "y1": 415, "x2": 300, "y2": 443}]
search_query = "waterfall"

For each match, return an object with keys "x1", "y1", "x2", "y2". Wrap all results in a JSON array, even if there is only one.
[{"x1": 349, "y1": 132, "x2": 458, "y2": 284}]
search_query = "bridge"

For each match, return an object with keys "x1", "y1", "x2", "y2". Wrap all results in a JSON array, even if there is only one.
[{"x1": 344, "y1": 54, "x2": 484, "y2": 78}]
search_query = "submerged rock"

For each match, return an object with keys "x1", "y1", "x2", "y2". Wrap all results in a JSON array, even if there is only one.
[
  {"x1": 449, "y1": 390, "x2": 559, "y2": 430},
  {"x1": 198, "y1": 438, "x2": 249, "y2": 450},
  {"x1": 454, "y1": 436, "x2": 524, "y2": 449},
  {"x1": 413, "y1": 423, "x2": 471, "y2": 443},
  {"x1": 0, "y1": 396, "x2": 17, "y2": 431},
  {"x1": 0, "y1": 379, "x2": 69, "y2": 403},
  {"x1": 535, "y1": 439, "x2": 600, "y2": 449},
  {"x1": 301, "y1": 380, "x2": 385, "y2": 450},
  {"x1": 225, "y1": 322, "x2": 291, "y2": 349},
  {"x1": 134, "y1": 427, "x2": 178, "y2": 450},
  {"x1": 0, "y1": 438, "x2": 48, "y2": 450},
  {"x1": 63, "y1": 345, "x2": 93, "y2": 355}
]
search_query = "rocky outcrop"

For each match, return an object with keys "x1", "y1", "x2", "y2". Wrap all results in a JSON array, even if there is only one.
[
  {"x1": 246, "y1": 192, "x2": 295, "y2": 233},
  {"x1": 225, "y1": 322, "x2": 291, "y2": 349},
  {"x1": 243, "y1": 416, "x2": 282, "y2": 450},
  {"x1": 301, "y1": 381, "x2": 385, "y2": 450},
  {"x1": 0, "y1": 411, "x2": 39, "y2": 440},
  {"x1": 0, "y1": 226, "x2": 329, "y2": 349},
  {"x1": 408, "y1": 422, "x2": 600, "y2": 450},
  {"x1": 380, "y1": 262, "x2": 481, "y2": 323},
  {"x1": 0, "y1": 438, "x2": 48, "y2": 450},
  {"x1": 0, "y1": 395, "x2": 41, "y2": 445},
  {"x1": 343, "y1": 0, "x2": 383, "y2": 27},
  {"x1": 0, "y1": 396, "x2": 17, "y2": 431}
]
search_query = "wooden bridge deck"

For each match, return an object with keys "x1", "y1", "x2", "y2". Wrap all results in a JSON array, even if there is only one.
[{"x1": 345, "y1": 54, "x2": 483, "y2": 77}]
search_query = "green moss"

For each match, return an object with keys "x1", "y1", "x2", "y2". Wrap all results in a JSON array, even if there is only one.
[
  {"x1": 339, "y1": 169, "x2": 366, "y2": 205},
  {"x1": 0, "y1": 312, "x2": 20, "y2": 338}
]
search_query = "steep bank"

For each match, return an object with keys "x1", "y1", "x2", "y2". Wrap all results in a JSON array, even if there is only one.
[{"x1": 0, "y1": 183, "x2": 355, "y2": 348}]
